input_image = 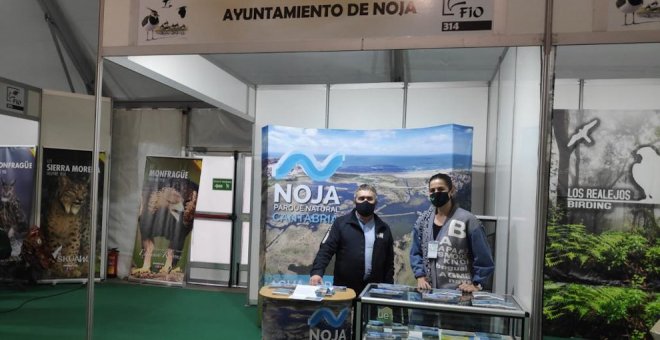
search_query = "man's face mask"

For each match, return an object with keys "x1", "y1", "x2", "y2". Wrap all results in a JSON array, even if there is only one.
[
  {"x1": 429, "y1": 191, "x2": 450, "y2": 208},
  {"x1": 355, "y1": 200, "x2": 376, "y2": 216}
]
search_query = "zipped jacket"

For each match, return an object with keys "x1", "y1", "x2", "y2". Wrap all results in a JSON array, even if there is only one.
[{"x1": 310, "y1": 209, "x2": 394, "y2": 295}]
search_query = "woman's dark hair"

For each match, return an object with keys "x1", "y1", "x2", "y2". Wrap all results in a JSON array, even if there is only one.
[{"x1": 428, "y1": 173, "x2": 453, "y2": 190}]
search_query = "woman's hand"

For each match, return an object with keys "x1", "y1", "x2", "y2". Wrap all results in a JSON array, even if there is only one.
[
  {"x1": 416, "y1": 277, "x2": 432, "y2": 290},
  {"x1": 458, "y1": 282, "x2": 481, "y2": 293}
]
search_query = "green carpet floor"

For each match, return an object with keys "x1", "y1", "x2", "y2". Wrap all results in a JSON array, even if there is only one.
[{"x1": 0, "y1": 281, "x2": 261, "y2": 339}]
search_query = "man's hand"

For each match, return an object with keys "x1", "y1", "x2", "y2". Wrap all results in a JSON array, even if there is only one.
[
  {"x1": 309, "y1": 275, "x2": 323, "y2": 286},
  {"x1": 416, "y1": 277, "x2": 431, "y2": 290}
]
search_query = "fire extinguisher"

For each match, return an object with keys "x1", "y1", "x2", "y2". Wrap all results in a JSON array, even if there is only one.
[{"x1": 107, "y1": 248, "x2": 119, "y2": 278}]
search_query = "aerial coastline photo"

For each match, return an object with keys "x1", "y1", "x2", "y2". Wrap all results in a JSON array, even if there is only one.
[{"x1": 261, "y1": 124, "x2": 474, "y2": 286}]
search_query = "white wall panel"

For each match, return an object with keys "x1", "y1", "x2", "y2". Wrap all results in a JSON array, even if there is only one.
[
  {"x1": 196, "y1": 156, "x2": 235, "y2": 213},
  {"x1": 329, "y1": 84, "x2": 404, "y2": 129},
  {"x1": 40, "y1": 90, "x2": 112, "y2": 150},
  {"x1": 242, "y1": 156, "x2": 252, "y2": 214},
  {"x1": 485, "y1": 72, "x2": 499, "y2": 216},
  {"x1": 241, "y1": 221, "x2": 250, "y2": 265},
  {"x1": 553, "y1": 79, "x2": 580, "y2": 110},
  {"x1": 583, "y1": 79, "x2": 660, "y2": 110},
  {"x1": 255, "y1": 85, "x2": 327, "y2": 128},
  {"x1": 190, "y1": 220, "x2": 232, "y2": 263},
  {"x1": 508, "y1": 46, "x2": 541, "y2": 312},
  {"x1": 407, "y1": 82, "x2": 489, "y2": 214},
  {"x1": 489, "y1": 47, "x2": 542, "y2": 314},
  {"x1": 250, "y1": 84, "x2": 327, "y2": 302},
  {"x1": 555, "y1": 79, "x2": 660, "y2": 111},
  {"x1": 0, "y1": 115, "x2": 38, "y2": 145},
  {"x1": 248, "y1": 86, "x2": 257, "y2": 117},
  {"x1": 493, "y1": 49, "x2": 516, "y2": 295}
]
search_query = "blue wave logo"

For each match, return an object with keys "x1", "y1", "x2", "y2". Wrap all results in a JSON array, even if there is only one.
[
  {"x1": 273, "y1": 151, "x2": 344, "y2": 181},
  {"x1": 307, "y1": 307, "x2": 350, "y2": 328}
]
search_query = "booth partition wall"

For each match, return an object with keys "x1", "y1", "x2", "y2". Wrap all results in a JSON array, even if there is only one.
[{"x1": 105, "y1": 45, "x2": 546, "y2": 338}]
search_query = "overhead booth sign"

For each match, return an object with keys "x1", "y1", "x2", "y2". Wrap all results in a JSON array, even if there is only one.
[
  {"x1": 136, "y1": 0, "x2": 494, "y2": 45},
  {"x1": 260, "y1": 124, "x2": 474, "y2": 287}
]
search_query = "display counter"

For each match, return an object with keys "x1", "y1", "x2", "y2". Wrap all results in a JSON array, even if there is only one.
[
  {"x1": 356, "y1": 283, "x2": 528, "y2": 339},
  {"x1": 259, "y1": 285, "x2": 356, "y2": 340}
]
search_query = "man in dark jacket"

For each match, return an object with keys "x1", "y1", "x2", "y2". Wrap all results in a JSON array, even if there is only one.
[{"x1": 309, "y1": 184, "x2": 394, "y2": 296}]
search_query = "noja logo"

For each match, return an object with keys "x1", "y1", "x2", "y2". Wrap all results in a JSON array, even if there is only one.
[
  {"x1": 273, "y1": 151, "x2": 344, "y2": 181},
  {"x1": 307, "y1": 307, "x2": 350, "y2": 328}
]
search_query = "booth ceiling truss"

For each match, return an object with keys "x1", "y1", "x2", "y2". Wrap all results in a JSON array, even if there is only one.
[{"x1": 3, "y1": 1, "x2": 660, "y2": 108}]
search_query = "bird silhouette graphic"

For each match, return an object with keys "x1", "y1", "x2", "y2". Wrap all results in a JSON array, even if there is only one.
[
  {"x1": 616, "y1": 0, "x2": 644, "y2": 25},
  {"x1": 141, "y1": 8, "x2": 159, "y2": 41},
  {"x1": 631, "y1": 146, "x2": 660, "y2": 203},
  {"x1": 567, "y1": 119, "x2": 599, "y2": 148}
]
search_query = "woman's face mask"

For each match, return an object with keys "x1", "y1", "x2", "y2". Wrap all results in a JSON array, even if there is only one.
[{"x1": 429, "y1": 191, "x2": 450, "y2": 208}]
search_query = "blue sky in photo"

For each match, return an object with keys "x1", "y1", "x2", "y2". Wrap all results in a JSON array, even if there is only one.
[{"x1": 263, "y1": 124, "x2": 473, "y2": 156}]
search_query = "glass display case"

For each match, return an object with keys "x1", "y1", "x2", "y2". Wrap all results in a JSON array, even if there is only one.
[{"x1": 356, "y1": 283, "x2": 528, "y2": 340}]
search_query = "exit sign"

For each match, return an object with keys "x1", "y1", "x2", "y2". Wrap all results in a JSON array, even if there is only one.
[{"x1": 213, "y1": 178, "x2": 232, "y2": 191}]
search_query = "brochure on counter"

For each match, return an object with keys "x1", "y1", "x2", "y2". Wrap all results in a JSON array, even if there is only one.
[
  {"x1": 289, "y1": 284, "x2": 324, "y2": 301},
  {"x1": 270, "y1": 284, "x2": 337, "y2": 301}
]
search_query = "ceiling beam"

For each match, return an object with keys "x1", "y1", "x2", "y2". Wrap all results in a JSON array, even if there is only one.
[{"x1": 36, "y1": 0, "x2": 96, "y2": 94}]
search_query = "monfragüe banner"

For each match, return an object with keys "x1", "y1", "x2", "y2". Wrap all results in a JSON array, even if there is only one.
[
  {"x1": 0, "y1": 146, "x2": 36, "y2": 261},
  {"x1": 130, "y1": 156, "x2": 201, "y2": 286}
]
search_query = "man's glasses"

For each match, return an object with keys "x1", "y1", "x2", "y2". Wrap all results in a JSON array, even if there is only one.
[{"x1": 356, "y1": 196, "x2": 376, "y2": 203}]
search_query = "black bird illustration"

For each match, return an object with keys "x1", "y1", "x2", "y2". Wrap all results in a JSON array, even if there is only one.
[
  {"x1": 178, "y1": 6, "x2": 187, "y2": 18},
  {"x1": 616, "y1": 0, "x2": 644, "y2": 25},
  {"x1": 632, "y1": 146, "x2": 660, "y2": 202},
  {"x1": 141, "y1": 8, "x2": 159, "y2": 41},
  {"x1": 162, "y1": 0, "x2": 173, "y2": 8}
]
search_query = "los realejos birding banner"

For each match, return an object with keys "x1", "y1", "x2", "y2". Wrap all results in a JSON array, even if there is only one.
[
  {"x1": 260, "y1": 124, "x2": 474, "y2": 287},
  {"x1": 544, "y1": 109, "x2": 660, "y2": 339}
]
